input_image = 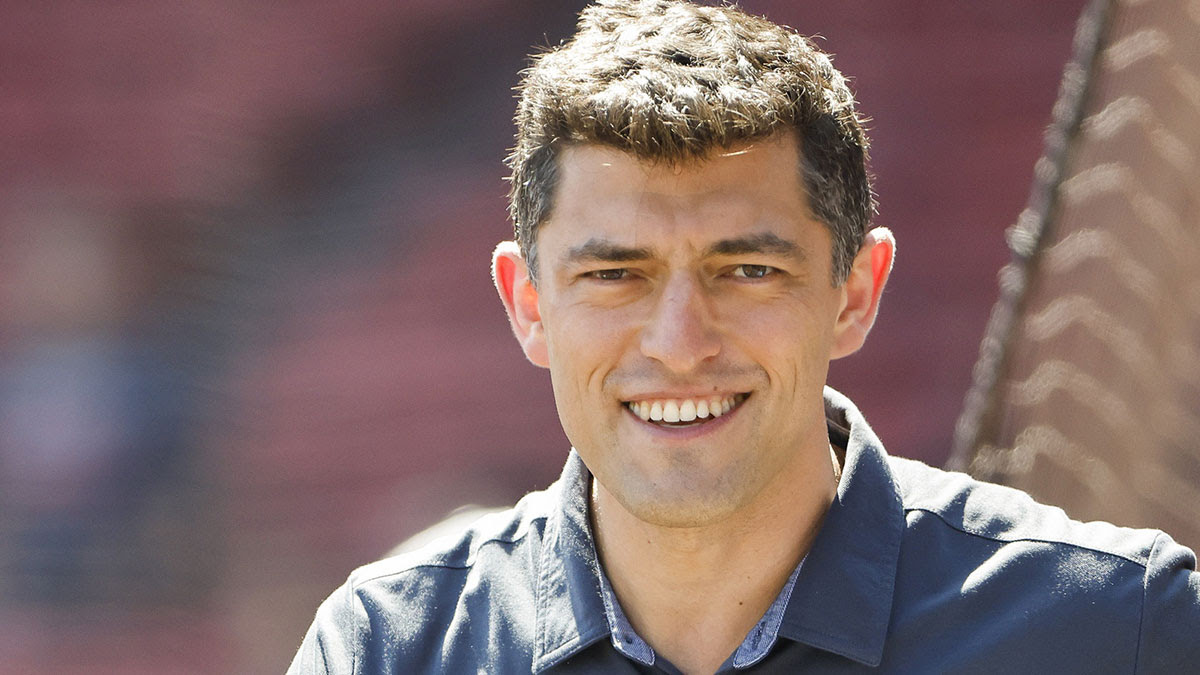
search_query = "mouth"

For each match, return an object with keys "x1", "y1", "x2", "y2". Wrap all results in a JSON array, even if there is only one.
[{"x1": 623, "y1": 393, "x2": 749, "y2": 427}]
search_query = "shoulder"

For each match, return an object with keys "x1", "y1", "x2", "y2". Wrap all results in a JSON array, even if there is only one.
[
  {"x1": 888, "y1": 455, "x2": 1162, "y2": 563},
  {"x1": 287, "y1": 488, "x2": 556, "y2": 675},
  {"x1": 885, "y1": 456, "x2": 1200, "y2": 669}
]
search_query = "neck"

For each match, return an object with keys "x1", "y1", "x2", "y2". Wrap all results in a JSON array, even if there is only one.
[{"x1": 590, "y1": 444, "x2": 839, "y2": 675}]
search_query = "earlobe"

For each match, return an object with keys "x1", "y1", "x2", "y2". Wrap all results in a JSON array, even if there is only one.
[
  {"x1": 492, "y1": 241, "x2": 550, "y2": 367},
  {"x1": 831, "y1": 227, "x2": 895, "y2": 359}
]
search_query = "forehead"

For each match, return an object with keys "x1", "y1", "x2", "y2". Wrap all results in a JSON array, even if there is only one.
[
  {"x1": 558, "y1": 133, "x2": 803, "y2": 204},
  {"x1": 541, "y1": 133, "x2": 818, "y2": 250}
]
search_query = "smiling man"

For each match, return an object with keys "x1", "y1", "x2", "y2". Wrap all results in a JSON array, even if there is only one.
[{"x1": 289, "y1": 2, "x2": 1199, "y2": 673}]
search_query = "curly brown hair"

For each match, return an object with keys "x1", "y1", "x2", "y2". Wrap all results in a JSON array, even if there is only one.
[{"x1": 507, "y1": 0, "x2": 875, "y2": 285}]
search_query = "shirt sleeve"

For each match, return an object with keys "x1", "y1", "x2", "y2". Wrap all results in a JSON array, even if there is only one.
[
  {"x1": 1136, "y1": 531, "x2": 1200, "y2": 673},
  {"x1": 287, "y1": 578, "x2": 368, "y2": 675}
]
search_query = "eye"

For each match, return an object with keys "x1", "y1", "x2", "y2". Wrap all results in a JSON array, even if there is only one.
[
  {"x1": 586, "y1": 268, "x2": 629, "y2": 281},
  {"x1": 730, "y1": 264, "x2": 775, "y2": 279}
]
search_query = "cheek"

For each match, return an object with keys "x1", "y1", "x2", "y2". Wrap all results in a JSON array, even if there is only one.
[
  {"x1": 546, "y1": 302, "x2": 636, "y2": 371},
  {"x1": 542, "y1": 310, "x2": 624, "y2": 425},
  {"x1": 717, "y1": 297, "x2": 838, "y2": 376}
]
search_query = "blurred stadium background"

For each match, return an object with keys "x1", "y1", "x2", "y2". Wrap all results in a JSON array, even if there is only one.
[{"x1": 7, "y1": 0, "x2": 1190, "y2": 671}]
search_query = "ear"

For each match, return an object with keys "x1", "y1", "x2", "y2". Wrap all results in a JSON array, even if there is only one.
[
  {"x1": 831, "y1": 227, "x2": 895, "y2": 359},
  {"x1": 492, "y1": 241, "x2": 549, "y2": 367}
]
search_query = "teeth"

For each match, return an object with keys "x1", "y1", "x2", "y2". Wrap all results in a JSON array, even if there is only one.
[
  {"x1": 627, "y1": 394, "x2": 743, "y2": 424},
  {"x1": 679, "y1": 400, "x2": 696, "y2": 422},
  {"x1": 662, "y1": 400, "x2": 680, "y2": 423}
]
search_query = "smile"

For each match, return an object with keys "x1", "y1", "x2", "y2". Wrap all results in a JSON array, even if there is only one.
[{"x1": 624, "y1": 393, "x2": 749, "y2": 426}]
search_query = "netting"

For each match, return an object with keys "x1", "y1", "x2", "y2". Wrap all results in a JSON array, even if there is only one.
[{"x1": 950, "y1": 0, "x2": 1200, "y2": 551}]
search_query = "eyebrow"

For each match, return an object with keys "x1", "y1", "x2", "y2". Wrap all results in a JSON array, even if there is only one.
[
  {"x1": 562, "y1": 232, "x2": 805, "y2": 266},
  {"x1": 704, "y1": 232, "x2": 804, "y2": 260},
  {"x1": 564, "y1": 239, "x2": 654, "y2": 265}
]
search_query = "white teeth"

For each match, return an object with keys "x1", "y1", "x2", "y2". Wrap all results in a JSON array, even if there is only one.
[
  {"x1": 662, "y1": 400, "x2": 680, "y2": 423},
  {"x1": 628, "y1": 394, "x2": 743, "y2": 424},
  {"x1": 679, "y1": 400, "x2": 697, "y2": 422}
]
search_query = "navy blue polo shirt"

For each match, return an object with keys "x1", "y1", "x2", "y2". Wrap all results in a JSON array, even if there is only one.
[{"x1": 288, "y1": 388, "x2": 1200, "y2": 673}]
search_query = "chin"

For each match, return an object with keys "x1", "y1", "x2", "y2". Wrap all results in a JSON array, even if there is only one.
[{"x1": 614, "y1": 474, "x2": 748, "y2": 528}]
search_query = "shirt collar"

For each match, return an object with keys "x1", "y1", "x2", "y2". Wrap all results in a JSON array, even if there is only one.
[
  {"x1": 532, "y1": 449, "x2": 611, "y2": 672},
  {"x1": 775, "y1": 387, "x2": 904, "y2": 667},
  {"x1": 594, "y1": 562, "x2": 656, "y2": 666}
]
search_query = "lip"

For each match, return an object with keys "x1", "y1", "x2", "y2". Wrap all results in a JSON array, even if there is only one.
[
  {"x1": 621, "y1": 390, "x2": 745, "y2": 401},
  {"x1": 621, "y1": 392, "x2": 750, "y2": 441}
]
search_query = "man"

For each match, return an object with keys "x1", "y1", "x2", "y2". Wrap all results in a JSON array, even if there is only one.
[{"x1": 289, "y1": 1, "x2": 1200, "y2": 672}]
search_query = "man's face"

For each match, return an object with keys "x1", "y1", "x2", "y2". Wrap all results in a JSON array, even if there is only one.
[{"x1": 525, "y1": 133, "x2": 853, "y2": 527}]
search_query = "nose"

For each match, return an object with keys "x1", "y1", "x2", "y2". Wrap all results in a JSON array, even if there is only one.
[{"x1": 639, "y1": 273, "x2": 721, "y2": 372}]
